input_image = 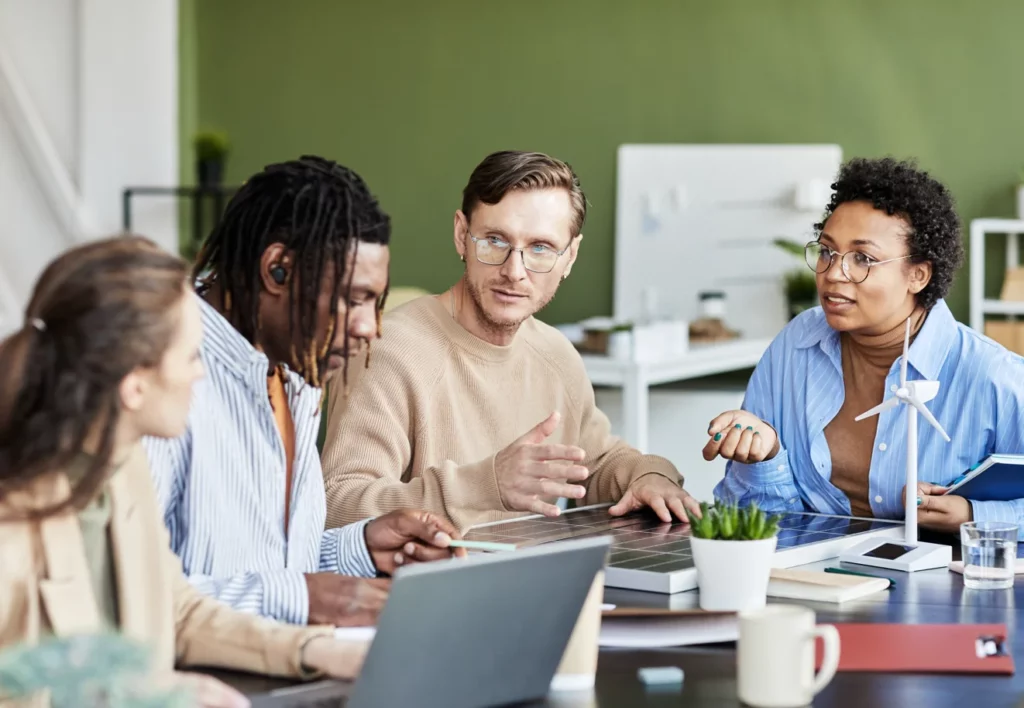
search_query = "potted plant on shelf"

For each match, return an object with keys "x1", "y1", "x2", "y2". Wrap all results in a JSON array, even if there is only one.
[
  {"x1": 773, "y1": 237, "x2": 819, "y2": 320},
  {"x1": 193, "y1": 130, "x2": 230, "y2": 188},
  {"x1": 686, "y1": 501, "x2": 781, "y2": 611}
]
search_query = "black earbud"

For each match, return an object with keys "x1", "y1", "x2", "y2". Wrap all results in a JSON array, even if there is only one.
[{"x1": 270, "y1": 265, "x2": 287, "y2": 284}]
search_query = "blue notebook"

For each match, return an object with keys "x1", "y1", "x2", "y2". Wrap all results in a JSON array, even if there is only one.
[{"x1": 942, "y1": 455, "x2": 1024, "y2": 502}]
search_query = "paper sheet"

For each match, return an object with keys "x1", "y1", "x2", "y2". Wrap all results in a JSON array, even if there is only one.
[{"x1": 334, "y1": 626, "x2": 377, "y2": 642}]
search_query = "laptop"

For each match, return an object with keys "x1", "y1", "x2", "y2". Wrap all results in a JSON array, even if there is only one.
[{"x1": 249, "y1": 535, "x2": 612, "y2": 708}]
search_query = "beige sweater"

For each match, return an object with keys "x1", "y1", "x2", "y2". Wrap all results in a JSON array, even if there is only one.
[{"x1": 322, "y1": 296, "x2": 682, "y2": 531}]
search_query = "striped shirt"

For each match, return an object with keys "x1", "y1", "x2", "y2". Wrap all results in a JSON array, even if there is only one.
[
  {"x1": 144, "y1": 296, "x2": 376, "y2": 625},
  {"x1": 714, "y1": 300, "x2": 1024, "y2": 537}
]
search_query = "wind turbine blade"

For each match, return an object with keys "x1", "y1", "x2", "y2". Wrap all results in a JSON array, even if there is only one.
[
  {"x1": 900, "y1": 317, "x2": 910, "y2": 388},
  {"x1": 854, "y1": 397, "x2": 899, "y2": 421},
  {"x1": 907, "y1": 394, "x2": 951, "y2": 442}
]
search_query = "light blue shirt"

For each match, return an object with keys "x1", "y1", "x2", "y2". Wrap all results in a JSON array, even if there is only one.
[
  {"x1": 145, "y1": 296, "x2": 376, "y2": 625},
  {"x1": 714, "y1": 300, "x2": 1024, "y2": 538}
]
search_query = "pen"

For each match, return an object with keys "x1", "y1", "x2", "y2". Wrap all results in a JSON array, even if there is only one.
[
  {"x1": 447, "y1": 540, "x2": 518, "y2": 552},
  {"x1": 824, "y1": 567, "x2": 897, "y2": 589}
]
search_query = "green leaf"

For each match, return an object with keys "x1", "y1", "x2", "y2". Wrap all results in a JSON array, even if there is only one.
[
  {"x1": 772, "y1": 237, "x2": 806, "y2": 257},
  {"x1": 719, "y1": 512, "x2": 734, "y2": 539}
]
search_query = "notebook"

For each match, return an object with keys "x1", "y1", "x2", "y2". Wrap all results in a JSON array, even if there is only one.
[
  {"x1": 942, "y1": 454, "x2": 1024, "y2": 501},
  {"x1": 598, "y1": 608, "x2": 738, "y2": 648},
  {"x1": 949, "y1": 558, "x2": 1024, "y2": 575},
  {"x1": 767, "y1": 568, "x2": 890, "y2": 603},
  {"x1": 815, "y1": 623, "x2": 1014, "y2": 674}
]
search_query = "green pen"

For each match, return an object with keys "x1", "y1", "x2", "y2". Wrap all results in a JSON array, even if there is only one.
[
  {"x1": 824, "y1": 566, "x2": 896, "y2": 589},
  {"x1": 447, "y1": 540, "x2": 518, "y2": 552}
]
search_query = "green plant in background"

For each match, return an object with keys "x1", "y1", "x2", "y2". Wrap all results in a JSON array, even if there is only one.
[
  {"x1": 771, "y1": 237, "x2": 805, "y2": 259},
  {"x1": 192, "y1": 130, "x2": 230, "y2": 162},
  {"x1": 0, "y1": 634, "x2": 189, "y2": 707},
  {"x1": 773, "y1": 237, "x2": 819, "y2": 318},
  {"x1": 186, "y1": 129, "x2": 232, "y2": 261},
  {"x1": 686, "y1": 501, "x2": 782, "y2": 540}
]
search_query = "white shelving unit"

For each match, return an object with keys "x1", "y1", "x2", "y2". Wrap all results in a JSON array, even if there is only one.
[{"x1": 969, "y1": 218, "x2": 1024, "y2": 332}]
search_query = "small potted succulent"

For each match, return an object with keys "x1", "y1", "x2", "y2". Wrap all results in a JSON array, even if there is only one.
[
  {"x1": 686, "y1": 501, "x2": 782, "y2": 611},
  {"x1": 193, "y1": 130, "x2": 230, "y2": 188}
]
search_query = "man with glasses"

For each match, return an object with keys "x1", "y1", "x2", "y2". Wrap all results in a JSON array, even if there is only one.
[
  {"x1": 704, "y1": 156, "x2": 1024, "y2": 535},
  {"x1": 321, "y1": 150, "x2": 700, "y2": 531}
]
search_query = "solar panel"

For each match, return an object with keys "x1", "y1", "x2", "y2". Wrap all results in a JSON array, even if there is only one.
[{"x1": 462, "y1": 504, "x2": 904, "y2": 594}]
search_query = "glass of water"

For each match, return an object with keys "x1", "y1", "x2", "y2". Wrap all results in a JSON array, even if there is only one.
[{"x1": 960, "y1": 521, "x2": 1018, "y2": 590}]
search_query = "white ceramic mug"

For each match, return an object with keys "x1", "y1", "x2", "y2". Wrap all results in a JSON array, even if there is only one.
[{"x1": 737, "y1": 605, "x2": 840, "y2": 708}]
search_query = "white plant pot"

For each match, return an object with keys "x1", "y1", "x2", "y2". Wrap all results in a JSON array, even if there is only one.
[{"x1": 690, "y1": 535, "x2": 778, "y2": 612}]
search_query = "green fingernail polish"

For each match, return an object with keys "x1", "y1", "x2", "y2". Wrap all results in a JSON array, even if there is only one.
[
  {"x1": 916, "y1": 496, "x2": 923, "y2": 506},
  {"x1": 746, "y1": 426, "x2": 754, "y2": 431},
  {"x1": 714, "y1": 433, "x2": 722, "y2": 441},
  {"x1": 735, "y1": 424, "x2": 742, "y2": 429}
]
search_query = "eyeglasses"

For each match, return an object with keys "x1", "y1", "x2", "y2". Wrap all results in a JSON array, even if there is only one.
[
  {"x1": 804, "y1": 240, "x2": 911, "y2": 284},
  {"x1": 468, "y1": 232, "x2": 569, "y2": 274}
]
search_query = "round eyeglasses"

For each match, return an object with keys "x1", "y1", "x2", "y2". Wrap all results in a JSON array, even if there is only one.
[
  {"x1": 804, "y1": 240, "x2": 911, "y2": 284},
  {"x1": 468, "y1": 232, "x2": 569, "y2": 274}
]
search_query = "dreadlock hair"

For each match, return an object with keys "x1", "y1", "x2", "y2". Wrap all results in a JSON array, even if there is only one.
[{"x1": 193, "y1": 155, "x2": 391, "y2": 389}]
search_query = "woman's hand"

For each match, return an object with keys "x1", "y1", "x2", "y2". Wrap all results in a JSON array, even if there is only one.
[
  {"x1": 902, "y1": 482, "x2": 972, "y2": 533},
  {"x1": 702, "y1": 410, "x2": 779, "y2": 464},
  {"x1": 300, "y1": 636, "x2": 371, "y2": 681}
]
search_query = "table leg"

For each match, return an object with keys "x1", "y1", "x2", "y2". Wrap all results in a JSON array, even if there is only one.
[{"x1": 622, "y1": 367, "x2": 649, "y2": 453}]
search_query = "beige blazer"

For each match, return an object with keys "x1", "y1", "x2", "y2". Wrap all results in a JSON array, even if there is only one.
[{"x1": 0, "y1": 444, "x2": 332, "y2": 703}]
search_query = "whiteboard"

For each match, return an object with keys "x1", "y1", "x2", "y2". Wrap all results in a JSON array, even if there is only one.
[{"x1": 613, "y1": 144, "x2": 842, "y2": 340}]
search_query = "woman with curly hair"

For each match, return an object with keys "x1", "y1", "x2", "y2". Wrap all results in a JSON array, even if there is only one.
[{"x1": 704, "y1": 157, "x2": 1024, "y2": 535}]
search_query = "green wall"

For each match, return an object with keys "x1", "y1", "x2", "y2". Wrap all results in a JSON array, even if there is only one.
[{"x1": 187, "y1": 0, "x2": 1024, "y2": 325}]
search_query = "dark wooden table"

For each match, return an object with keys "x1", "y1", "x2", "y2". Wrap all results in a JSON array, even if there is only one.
[{"x1": 219, "y1": 550, "x2": 1024, "y2": 707}]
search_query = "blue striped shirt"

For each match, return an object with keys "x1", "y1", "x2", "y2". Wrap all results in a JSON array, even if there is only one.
[
  {"x1": 714, "y1": 300, "x2": 1024, "y2": 537},
  {"x1": 144, "y1": 296, "x2": 376, "y2": 625}
]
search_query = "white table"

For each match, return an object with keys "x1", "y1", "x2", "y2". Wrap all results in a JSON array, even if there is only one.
[{"x1": 581, "y1": 337, "x2": 772, "y2": 452}]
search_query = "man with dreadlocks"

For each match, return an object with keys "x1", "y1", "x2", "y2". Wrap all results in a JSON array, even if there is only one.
[
  {"x1": 145, "y1": 155, "x2": 462, "y2": 628},
  {"x1": 322, "y1": 150, "x2": 702, "y2": 533}
]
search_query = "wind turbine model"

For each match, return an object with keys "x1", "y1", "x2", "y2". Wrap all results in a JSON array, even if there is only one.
[{"x1": 838, "y1": 317, "x2": 954, "y2": 572}]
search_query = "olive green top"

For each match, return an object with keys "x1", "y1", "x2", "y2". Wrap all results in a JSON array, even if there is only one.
[{"x1": 67, "y1": 454, "x2": 120, "y2": 630}]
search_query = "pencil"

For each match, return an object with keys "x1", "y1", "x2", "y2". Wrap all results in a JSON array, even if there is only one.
[{"x1": 447, "y1": 540, "x2": 518, "y2": 552}]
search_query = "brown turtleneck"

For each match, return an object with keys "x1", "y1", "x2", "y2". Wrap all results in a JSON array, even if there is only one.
[{"x1": 824, "y1": 308, "x2": 926, "y2": 517}]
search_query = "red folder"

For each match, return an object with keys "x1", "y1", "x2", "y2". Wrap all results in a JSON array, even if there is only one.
[{"x1": 814, "y1": 623, "x2": 1014, "y2": 675}]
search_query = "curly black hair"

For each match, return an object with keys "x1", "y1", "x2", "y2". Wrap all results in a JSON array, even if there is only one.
[{"x1": 814, "y1": 157, "x2": 963, "y2": 310}]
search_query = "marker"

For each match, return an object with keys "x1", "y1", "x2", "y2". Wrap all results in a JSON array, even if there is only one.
[
  {"x1": 824, "y1": 567, "x2": 896, "y2": 589},
  {"x1": 447, "y1": 540, "x2": 518, "y2": 552}
]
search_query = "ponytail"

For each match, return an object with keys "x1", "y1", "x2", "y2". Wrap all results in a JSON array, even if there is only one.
[
  {"x1": 0, "y1": 236, "x2": 188, "y2": 519},
  {"x1": 0, "y1": 325, "x2": 35, "y2": 439}
]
